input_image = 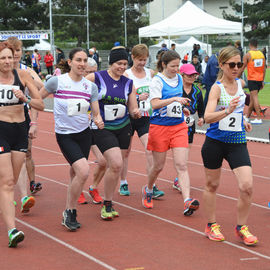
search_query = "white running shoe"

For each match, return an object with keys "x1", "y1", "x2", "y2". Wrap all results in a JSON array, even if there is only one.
[{"x1": 250, "y1": 118, "x2": 262, "y2": 125}]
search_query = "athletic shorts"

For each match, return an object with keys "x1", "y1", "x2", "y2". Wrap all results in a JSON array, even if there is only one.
[
  {"x1": 130, "y1": 116, "x2": 150, "y2": 137},
  {"x1": 92, "y1": 123, "x2": 132, "y2": 153},
  {"x1": 201, "y1": 136, "x2": 251, "y2": 170},
  {"x1": 248, "y1": 80, "x2": 263, "y2": 92},
  {"x1": 56, "y1": 127, "x2": 92, "y2": 165},
  {"x1": 147, "y1": 122, "x2": 188, "y2": 152},
  {"x1": 188, "y1": 123, "x2": 196, "y2": 144},
  {"x1": 0, "y1": 120, "x2": 28, "y2": 154}
]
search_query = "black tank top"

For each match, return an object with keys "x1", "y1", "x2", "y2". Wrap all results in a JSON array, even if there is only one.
[{"x1": 0, "y1": 69, "x2": 25, "y2": 106}]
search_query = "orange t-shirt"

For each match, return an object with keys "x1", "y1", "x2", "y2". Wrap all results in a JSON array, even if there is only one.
[{"x1": 247, "y1": 50, "x2": 265, "y2": 81}]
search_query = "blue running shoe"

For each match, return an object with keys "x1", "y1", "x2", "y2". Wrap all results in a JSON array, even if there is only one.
[
  {"x1": 152, "y1": 185, "x2": 164, "y2": 199},
  {"x1": 119, "y1": 184, "x2": 130, "y2": 196}
]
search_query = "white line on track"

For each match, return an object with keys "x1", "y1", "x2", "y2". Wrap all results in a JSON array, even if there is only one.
[
  {"x1": 34, "y1": 173, "x2": 270, "y2": 261},
  {"x1": 240, "y1": 257, "x2": 259, "y2": 261},
  {"x1": 15, "y1": 219, "x2": 117, "y2": 270}
]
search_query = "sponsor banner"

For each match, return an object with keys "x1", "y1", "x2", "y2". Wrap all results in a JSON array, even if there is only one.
[{"x1": 0, "y1": 33, "x2": 48, "y2": 40}]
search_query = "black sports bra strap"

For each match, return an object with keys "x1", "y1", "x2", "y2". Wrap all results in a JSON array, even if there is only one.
[{"x1": 13, "y1": 69, "x2": 25, "y2": 93}]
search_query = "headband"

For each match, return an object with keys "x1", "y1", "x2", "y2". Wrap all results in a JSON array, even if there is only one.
[{"x1": 109, "y1": 48, "x2": 128, "y2": 65}]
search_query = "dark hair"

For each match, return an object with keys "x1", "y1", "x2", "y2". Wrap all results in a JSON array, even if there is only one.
[
  {"x1": 0, "y1": 41, "x2": 14, "y2": 54},
  {"x1": 192, "y1": 55, "x2": 198, "y2": 59},
  {"x1": 156, "y1": 50, "x2": 180, "y2": 72},
  {"x1": 249, "y1": 39, "x2": 258, "y2": 48},
  {"x1": 69, "y1": 47, "x2": 87, "y2": 61}
]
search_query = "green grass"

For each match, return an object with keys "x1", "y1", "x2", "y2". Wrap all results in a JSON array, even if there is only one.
[{"x1": 259, "y1": 68, "x2": 270, "y2": 106}]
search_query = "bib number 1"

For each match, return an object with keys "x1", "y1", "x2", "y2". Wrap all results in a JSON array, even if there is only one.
[
  {"x1": 166, "y1": 102, "x2": 182, "y2": 118},
  {"x1": 218, "y1": 112, "x2": 242, "y2": 132},
  {"x1": 139, "y1": 99, "x2": 151, "y2": 112},
  {"x1": 67, "y1": 99, "x2": 90, "y2": 116}
]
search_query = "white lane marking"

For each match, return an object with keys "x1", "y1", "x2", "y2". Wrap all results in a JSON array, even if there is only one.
[
  {"x1": 15, "y1": 219, "x2": 117, "y2": 270},
  {"x1": 36, "y1": 174, "x2": 270, "y2": 261},
  {"x1": 240, "y1": 257, "x2": 259, "y2": 261}
]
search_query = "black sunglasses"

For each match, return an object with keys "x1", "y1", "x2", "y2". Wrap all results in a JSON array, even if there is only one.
[{"x1": 223, "y1": 62, "x2": 243, "y2": 69}]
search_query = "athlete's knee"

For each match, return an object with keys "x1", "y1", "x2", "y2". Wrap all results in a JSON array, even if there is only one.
[
  {"x1": 109, "y1": 159, "x2": 122, "y2": 174},
  {"x1": 0, "y1": 176, "x2": 15, "y2": 191},
  {"x1": 205, "y1": 180, "x2": 219, "y2": 193},
  {"x1": 239, "y1": 182, "x2": 253, "y2": 197}
]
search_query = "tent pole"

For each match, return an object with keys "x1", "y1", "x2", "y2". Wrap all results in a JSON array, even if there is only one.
[{"x1": 207, "y1": 35, "x2": 209, "y2": 55}]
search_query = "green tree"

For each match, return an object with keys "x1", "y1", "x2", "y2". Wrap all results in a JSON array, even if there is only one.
[
  {"x1": 0, "y1": 0, "x2": 48, "y2": 30},
  {"x1": 223, "y1": 0, "x2": 270, "y2": 39}
]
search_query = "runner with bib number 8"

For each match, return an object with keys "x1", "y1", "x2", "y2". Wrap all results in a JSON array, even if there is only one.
[{"x1": 201, "y1": 46, "x2": 258, "y2": 246}]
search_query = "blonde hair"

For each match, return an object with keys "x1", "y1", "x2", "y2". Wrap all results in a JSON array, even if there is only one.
[
  {"x1": 7, "y1": 36, "x2": 23, "y2": 50},
  {"x1": 131, "y1": 44, "x2": 149, "y2": 58},
  {"x1": 217, "y1": 46, "x2": 240, "y2": 80}
]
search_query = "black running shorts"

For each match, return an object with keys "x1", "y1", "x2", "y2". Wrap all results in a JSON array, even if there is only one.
[
  {"x1": 56, "y1": 127, "x2": 92, "y2": 165},
  {"x1": 201, "y1": 136, "x2": 251, "y2": 170},
  {"x1": 130, "y1": 116, "x2": 150, "y2": 137},
  {"x1": 92, "y1": 123, "x2": 132, "y2": 153},
  {"x1": 0, "y1": 120, "x2": 28, "y2": 154},
  {"x1": 248, "y1": 80, "x2": 263, "y2": 92}
]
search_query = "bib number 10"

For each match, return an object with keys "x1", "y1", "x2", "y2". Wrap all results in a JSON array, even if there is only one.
[{"x1": 0, "y1": 85, "x2": 19, "y2": 103}]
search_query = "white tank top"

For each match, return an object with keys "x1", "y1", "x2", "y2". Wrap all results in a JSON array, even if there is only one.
[{"x1": 126, "y1": 67, "x2": 152, "y2": 117}]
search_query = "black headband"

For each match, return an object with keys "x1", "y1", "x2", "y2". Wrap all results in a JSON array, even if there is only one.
[{"x1": 109, "y1": 48, "x2": 128, "y2": 65}]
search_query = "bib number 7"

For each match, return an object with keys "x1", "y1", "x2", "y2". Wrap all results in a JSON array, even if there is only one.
[{"x1": 104, "y1": 104, "x2": 126, "y2": 121}]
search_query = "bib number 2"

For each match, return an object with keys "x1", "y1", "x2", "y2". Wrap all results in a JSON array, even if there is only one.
[
  {"x1": 218, "y1": 112, "x2": 242, "y2": 132},
  {"x1": 166, "y1": 102, "x2": 182, "y2": 118}
]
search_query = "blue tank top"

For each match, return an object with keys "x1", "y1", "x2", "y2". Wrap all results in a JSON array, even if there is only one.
[
  {"x1": 95, "y1": 70, "x2": 133, "y2": 130},
  {"x1": 206, "y1": 79, "x2": 246, "y2": 143},
  {"x1": 150, "y1": 74, "x2": 185, "y2": 126}
]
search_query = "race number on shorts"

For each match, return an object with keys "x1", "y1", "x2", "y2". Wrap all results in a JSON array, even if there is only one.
[
  {"x1": 254, "y1": 59, "x2": 263, "y2": 68},
  {"x1": 67, "y1": 99, "x2": 90, "y2": 116},
  {"x1": 218, "y1": 112, "x2": 242, "y2": 132},
  {"x1": 0, "y1": 85, "x2": 19, "y2": 104},
  {"x1": 166, "y1": 102, "x2": 182, "y2": 118},
  {"x1": 104, "y1": 104, "x2": 126, "y2": 121},
  {"x1": 139, "y1": 99, "x2": 151, "y2": 112},
  {"x1": 184, "y1": 115, "x2": 195, "y2": 127}
]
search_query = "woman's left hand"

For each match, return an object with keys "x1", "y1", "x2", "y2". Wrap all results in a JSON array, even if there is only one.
[
  {"x1": 244, "y1": 121, "x2": 252, "y2": 132},
  {"x1": 131, "y1": 108, "x2": 141, "y2": 119},
  {"x1": 94, "y1": 115, "x2": 104, "y2": 129},
  {"x1": 183, "y1": 107, "x2": 190, "y2": 116},
  {"x1": 197, "y1": 117, "x2": 204, "y2": 126},
  {"x1": 12, "y1": 88, "x2": 27, "y2": 102}
]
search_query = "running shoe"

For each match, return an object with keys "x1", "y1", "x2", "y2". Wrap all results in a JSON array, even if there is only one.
[
  {"x1": 152, "y1": 185, "x2": 164, "y2": 199},
  {"x1": 142, "y1": 185, "x2": 153, "y2": 209},
  {"x1": 21, "y1": 196, "x2": 35, "y2": 213},
  {"x1": 8, "y1": 229, "x2": 24, "y2": 248},
  {"x1": 250, "y1": 118, "x2": 262, "y2": 125},
  {"x1": 30, "y1": 182, "x2": 42, "y2": 194},
  {"x1": 183, "y1": 198, "x2": 199, "y2": 216},
  {"x1": 268, "y1": 202, "x2": 270, "y2": 208},
  {"x1": 235, "y1": 225, "x2": 258, "y2": 246},
  {"x1": 101, "y1": 202, "x2": 113, "y2": 220},
  {"x1": 205, "y1": 223, "x2": 225, "y2": 242},
  {"x1": 78, "y1": 192, "x2": 88, "y2": 204},
  {"x1": 119, "y1": 184, "x2": 130, "y2": 196},
  {"x1": 89, "y1": 187, "x2": 102, "y2": 204},
  {"x1": 172, "y1": 177, "x2": 181, "y2": 192},
  {"x1": 62, "y1": 209, "x2": 80, "y2": 231}
]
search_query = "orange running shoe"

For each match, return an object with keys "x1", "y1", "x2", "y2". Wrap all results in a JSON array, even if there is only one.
[
  {"x1": 142, "y1": 185, "x2": 153, "y2": 209},
  {"x1": 89, "y1": 187, "x2": 102, "y2": 204},
  {"x1": 21, "y1": 196, "x2": 35, "y2": 213},
  {"x1": 235, "y1": 225, "x2": 258, "y2": 246},
  {"x1": 77, "y1": 192, "x2": 87, "y2": 204},
  {"x1": 183, "y1": 198, "x2": 199, "y2": 216},
  {"x1": 205, "y1": 223, "x2": 225, "y2": 242}
]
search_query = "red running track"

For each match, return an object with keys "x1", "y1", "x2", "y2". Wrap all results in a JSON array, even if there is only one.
[{"x1": 0, "y1": 111, "x2": 270, "y2": 270}]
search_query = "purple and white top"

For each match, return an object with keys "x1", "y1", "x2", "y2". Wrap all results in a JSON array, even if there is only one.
[{"x1": 45, "y1": 73, "x2": 98, "y2": 134}]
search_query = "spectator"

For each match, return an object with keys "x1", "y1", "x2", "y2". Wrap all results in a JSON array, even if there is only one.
[
  {"x1": 201, "y1": 55, "x2": 209, "y2": 74},
  {"x1": 191, "y1": 43, "x2": 199, "y2": 59},
  {"x1": 156, "y1": 43, "x2": 169, "y2": 59},
  {"x1": 56, "y1": 47, "x2": 65, "y2": 64},
  {"x1": 202, "y1": 52, "x2": 219, "y2": 107},
  {"x1": 31, "y1": 49, "x2": 40, "y2": 74},
  {"x1": 23, "y1": 51, "x2": 32, "y2": 67},
  {"x1": 182, "y1": 52, "x2": 189, "y2": 64},
  {"x1": 44, "y1": 51, "x2": 54, "y2": 75},
  {"x1": 191, "y1": 55, "x2": 203, "y2": 82},
  {"x1": 235, "y1": 40, "x2": 243, "y2": 61},
  {"x1": 170, "y1": 43, "x2": 176, "y2": 51}
]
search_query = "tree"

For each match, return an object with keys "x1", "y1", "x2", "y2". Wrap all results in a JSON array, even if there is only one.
[
  {"x1": 223, "y1": 0, "x2": 270, "y2": 40},
  {"x1": 0, "y1": 0, "x2": 48, "y2": 31}
]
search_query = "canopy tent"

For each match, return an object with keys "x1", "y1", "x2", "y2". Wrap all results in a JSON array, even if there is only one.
[
  {"x1": 139, "y1": 1, "x2": 242, "y2": 38},
  {"x1": 149, "y1": 37, "x2": 212, "y2": 67},
  {"x1": 26, "y1": 39, "x2": 52, "y2": 51}
]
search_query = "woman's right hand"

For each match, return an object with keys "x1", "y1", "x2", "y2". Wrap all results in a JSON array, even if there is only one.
[
  {"x1": 227, "y1": 96, "x2": 240, "y2": 113},
  {"x1": 173, "y1": 97, "x2": 190, "y2": 106}
]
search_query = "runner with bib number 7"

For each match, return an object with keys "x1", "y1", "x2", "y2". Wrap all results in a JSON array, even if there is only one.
[
  {"x1": 143, "y1": 50, "x2": 200, "y2": 216},
  {"x1": 201, "y1": 46, "x2": 258, "y2": 246}
]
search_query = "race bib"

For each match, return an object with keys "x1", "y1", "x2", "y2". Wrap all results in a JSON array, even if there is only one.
[
  {"x1": 166, "y1": 102, "x2": 182, "y2": 118},
  {"x1": 104, "y1": 104, "x2": 126, "y2": 121},
  {"x1": 139, "y1": 99, "x2": 151, "y2": 112},
  {"x1": 0, "y1": 85, "x2": 19, "y2": 104},
  {"x1": 254, "y1": 59, "x2": 263, "y2": 68},
  {"x1": 184, "y1": 114, "x2": 195, "y2": 127},
  {"x1": 218, "y1": 112, "x2": 242, "y2": 132},
  {"x1": 67, "y1": 99, "x2": 90, "y2": 116}
]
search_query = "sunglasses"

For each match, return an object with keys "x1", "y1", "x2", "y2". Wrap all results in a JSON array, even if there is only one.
[
  {"x1": 223, "y1": 62, "x2": 243, "y2": 69},
  {"x1": 184, "y1": 73, "x2": 197, "y2": 78}
]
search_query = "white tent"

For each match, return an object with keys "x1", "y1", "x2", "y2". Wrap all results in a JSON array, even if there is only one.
[
  {"x1": 139, "y1": 1, "x2": 242, "y2": 38},
  {"x1": 149, "y1": 37, "x2": 212, "y2": 68},
  {"x1": 26, "y1": 39, "x2": 52, "y2": 51}
]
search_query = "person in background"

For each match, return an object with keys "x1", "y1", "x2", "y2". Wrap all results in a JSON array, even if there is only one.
[
  {"x1": 240, "y1": 39, "x2": 266, "y2": 125},
  {"x1": 191, "y1": 55, "x2": 203, "y2": 82},
  {"x1": 24, "y1": 51, "x2": 32, "y2": 67},
  {"x1": 182, "y1": 53, "x2": 189, "y2": 64},
  {"x1": 156, "y1": 43, "x2": 169, "y2": 60},
  {"x1": 31, "y1": 49, "x2": 40, "y2": 74},
  {"x1": 235, "y1": 40, "x2": 243, "y2": 61},
  {"x1": 44, "y1": 51, "x2": 54, "y2": 75},
  {"x1": 202, "y1": 52, "x2": 219, "y2": 107},
  {"x1": 170, "y1": 43, "x2": 176, "y2": 51},
  {"x1": 201, "y1": 55, "x2": 209, "y2": 75},
  {"x1": 56, "y1": 48, "x2": 65, "y2": 64}
]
